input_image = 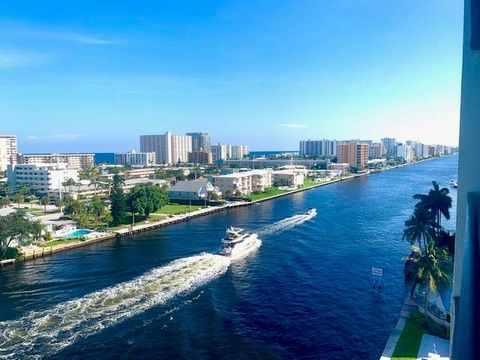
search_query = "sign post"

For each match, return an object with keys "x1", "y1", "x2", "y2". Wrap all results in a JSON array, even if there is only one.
[{"x1": 372, "y1": 267, "x2": 383, "y2": 288}]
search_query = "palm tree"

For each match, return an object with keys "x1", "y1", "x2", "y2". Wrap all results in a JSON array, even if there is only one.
[
  {"x1": 89, "y1": 196, "x2": 106, "y2": 223},
  {"x1": 413, "y1": 181, "x2": 452, "y2": 229},
  {"x1": 403, "y1": 206, "x2": 439, "y2": 250},
  {"x1": 41, "y1": 195, "x2": 49, "y2": 214},
  {"x1": 410, "y1": 240, "x2": 452, "y2": 300}
]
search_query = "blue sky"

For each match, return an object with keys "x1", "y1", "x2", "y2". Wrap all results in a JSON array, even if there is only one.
[{"x1": 0, "y1": 0, "x2": 463, "y2": 152}]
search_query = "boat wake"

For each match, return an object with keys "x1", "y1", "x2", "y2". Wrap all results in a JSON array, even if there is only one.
[
  {"x1": 0, "y1": 253, "x2": 230, "y2": 359},
  {"x1": 260, "y1": 213, "x2": 315, "y2": 236}
]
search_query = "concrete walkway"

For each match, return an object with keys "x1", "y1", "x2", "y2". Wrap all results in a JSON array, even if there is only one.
[{"x1": 380, "y1": 290, "x2": 418, "y2": 359}]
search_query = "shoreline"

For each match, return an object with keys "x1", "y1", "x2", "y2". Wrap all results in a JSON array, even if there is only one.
[{"x1": 0, "y1": 155, "x2": 449, "y2": 267}]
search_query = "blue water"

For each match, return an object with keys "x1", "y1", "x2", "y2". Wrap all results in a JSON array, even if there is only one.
[
  {"x1": 0, "y1": 156, "x2": 458, "y2": 360},
  {"x1": 65, "y1": 229, "x2": 92, "y2": 238}
]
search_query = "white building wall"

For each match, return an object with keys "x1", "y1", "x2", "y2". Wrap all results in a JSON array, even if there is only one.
[
  {"x1": 396, "y1": 144, "x2": 414, "y2": 163},
  {"x1": 8, "y1": 163, "x2": 79, "y2": 193},
  {"x1": 0, "y1": 135, "x2": 17, "y2": 172},
  {"x1": 451, "y1": 1, "x2": 480, "y2": 357},
  {"x1": 171, "y1": 134, "x2": 192, "y2": 163}
]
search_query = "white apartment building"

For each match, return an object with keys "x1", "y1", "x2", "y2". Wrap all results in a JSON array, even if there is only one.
[
  {"x1": 17, "y1": 153, "x2": 94, "y2": 169},
  {"x1": 0, "y1": 135, "x2": 17, "y2": 172},
  {"x1": 327, "y1": 163, "x2": 350, "y2": 175},
  {"x1": 396, "y1": 144, "x2": 415, "y2": 163},
  {"x1": 213, "y1": 169, "x2": 273, "y2": 195},
  {"x1": 211, "y1": 144, "x2": 231, "y2": 161},
  {"x1": 230, "y1": 145, "x2": 249, "y2": 160},
  {"x1": 273, "y1": 170, "x2": 304, "y2": 188},
  {"x1": 7, "y1": 163, "x2": 79, "y2": 193},
  {"x1": 381, "y1": 137, "x2": 397, "y2": 156},
  {"x1": 115, "y1": 151, "x2": 156, "y2": 166},
  {"x1": 250, "y1": 169, "x2": 273, "y2": 192},
  {"x1": 171, "y1": 134, "x2": 192, "y2": 163},
  {"x1": 214, "y1": 172, "x2": 251, "y2": 195},
  {"x1": 299, "y1": 139, "x2": 337, "y2": 157},
  {"x1": 140, "y1": 132, "x2": 192, "y2": 164}
]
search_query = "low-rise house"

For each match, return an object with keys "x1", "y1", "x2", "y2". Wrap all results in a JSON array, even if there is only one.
[
  {"x1": 327, "y1": 163, "x2": 350, "y2": 175},
  {"x1": 47, "y1": 178, "x2": 167, "y2": 200},
  {"x1": 273, "y1": 170, "x2": 304, "y2": 188},
  {"x1": 213, "y1": 172, "x2": 252, "y2": 195},
  {"x1": 213, "y1": 169, "x2": 273, "y2": 195},
  {"x1": 308, "y1": 169, "x2": 342, "y2": 179},
  {"x1": 167, "y1": 179, "x2": 218, "y2": 201}
]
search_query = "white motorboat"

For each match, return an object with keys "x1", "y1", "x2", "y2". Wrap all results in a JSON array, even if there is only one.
[
  {"x1": 219, "y1": 227, "x2": 261, "y2": 260},
  {"x1": 450, "y1": 180, "x2": 458, "y2": 188},
  {"x1": 305, "y1": 208, "x2": 317, "y2": 217}
]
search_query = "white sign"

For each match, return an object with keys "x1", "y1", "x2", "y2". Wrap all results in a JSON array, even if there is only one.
[{"x1": 372, "y1": 267, "x2": 383, "y2": 277}]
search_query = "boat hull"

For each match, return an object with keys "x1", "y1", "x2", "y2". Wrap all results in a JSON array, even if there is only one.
[{"x1": 220, "y1": 234, "x2": 262, "y2": 261}]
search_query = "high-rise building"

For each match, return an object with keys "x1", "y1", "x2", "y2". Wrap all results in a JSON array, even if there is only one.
[
  {"x1": 230, "y1": 145, "x2": 249, "y2": 160},
  {"x1": 369, "y1": 142, "x2": 385, "y2": 159},
  {"x1": 299, "y1": 139, "x2": 337, "y2": 157},
  {"x1": 396, "y1": 144, "x2": 414, "y2": 163},
  {"x1": 381, "y1": 137, "x2": 397, "y2": 156},
  {"x1": 17, "y1": 153, "x2": 94, "y2": 169},
  {"x1": 140, "y1": 132, "x2": 192, "y2": 164},
  {"x1": 211, "y1": 144, "x2": 231, "y2": 161},
  {"x1": 187, "y1": 132, "x2": 211, "y2": 152},
  {"x1": 115, "y1": 151, "x2": 156, "y2": 166},
  {"x1": 171, "y1": 134, "x2": 192, "y2": 163},
  {"x1": 140, "y1": 133, "x2": 171, "y2": 164},
  {"x1": 336, "y1": 142, "x2": 369, "y2": 169},
  {"x1": 188, "y1": 151, "x2": 213, "y2": 164},
  {"x1": 0, "y1": 135, "x2": 17, "y2": 172}
]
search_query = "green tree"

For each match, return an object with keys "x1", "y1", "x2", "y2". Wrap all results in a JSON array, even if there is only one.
[
  {"x1": 128, "y1": 185, "x2": 169, "y2": 220},
  {"x1": 62, "y1": 178, "x2": 77, "y2": 187},
  {"x1": 0, "y1": 210, "x2": 44, "y2": 259},
  {"x1": 63, "y1": 197, "x2": 86, "y2": 217},
  {"x1": 410, "y1": 240, "x2": 452, "y2": 298},
  {"x1": 207, "y1": 191, "x2": 220, "y2": 201},
  {"x1": 413, "y1": 181, "x2": 452, "y2": 229},
  {"x1": 55, "y1": 198, "x2": 64, "y2": 212},
  {"x1": 89, "y1": 196, "x2": 106, "y2": 223},
  {"x1": 109, "y1": 174, "x2": 127, "y2": 226},
  {"x1": 13, "y1": 194, "x2": 24, "y2": 207},
  {"x1": 0, "y1": 197, "x2": 11, "y2": 208},
  {"x1": 403, "y1": 206, "x2": 439, "y2": 250},
  {"x1": 41, "y1": 195, "x2": 49, "y2": 214},
  {"x1": 99, "y1": 212, "x2": 113, "y2": 229}
]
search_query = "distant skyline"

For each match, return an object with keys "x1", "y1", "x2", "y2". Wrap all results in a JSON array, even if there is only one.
[{"x1": 0, "y1": 1, "x2": 463, "y2": 152}]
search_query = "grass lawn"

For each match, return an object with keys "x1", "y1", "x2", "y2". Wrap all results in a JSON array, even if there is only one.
[
  {"x1": 153, "y1": 203, "x2": 203, "y2": 215},
  {"x1": 392, "y1": 313, "x2": 427, "y2": 359},
  {"x1": 301, "y1": 179, "x2": 319, "y2": 188},
  {"x1": 43, "y1": 238, "x2": 82, "y2": 247},
  {"x1": 245, "y1": 187, "x2": 290, "y2": 201}
]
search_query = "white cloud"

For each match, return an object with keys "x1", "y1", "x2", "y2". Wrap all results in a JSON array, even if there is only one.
[
  {"x1": 30, "y1": 31, "x2": 118, "y2": 45},
  {"x1": 1, "y1": 20, "x2": 119, "y2": 45},
  {"x1": 0, "y1": 50, "x2": 45, "y2": 68},
  {"x1": 277, "y1": 123, "x2": 307, "y2": 128}
]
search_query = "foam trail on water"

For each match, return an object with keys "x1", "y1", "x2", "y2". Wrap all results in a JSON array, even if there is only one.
[
  {"x1": 0, "y1": 253, "x2": 230, "y2": 359},
  {"x1": 260, "y1": 214, "x2": 314, "y2": 236}
]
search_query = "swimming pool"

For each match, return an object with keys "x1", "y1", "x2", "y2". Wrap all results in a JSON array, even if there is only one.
[{"x1": 65, "y1": 229, "x2": 92, "y2": 238}]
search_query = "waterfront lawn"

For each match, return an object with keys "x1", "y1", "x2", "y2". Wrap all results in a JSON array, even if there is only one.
[
  {"x1": 392, "y1": 313, "x2": 427, "y2": 359},
  {"x1": 153, "y1": 203, "x2": 203, "y2": 215},
  {"x1": 245, "y1": 187, "x2": 289, "y2": 201},
  {"x1": 301, "y1": 179, "x2": 318, "y2": 188}
]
